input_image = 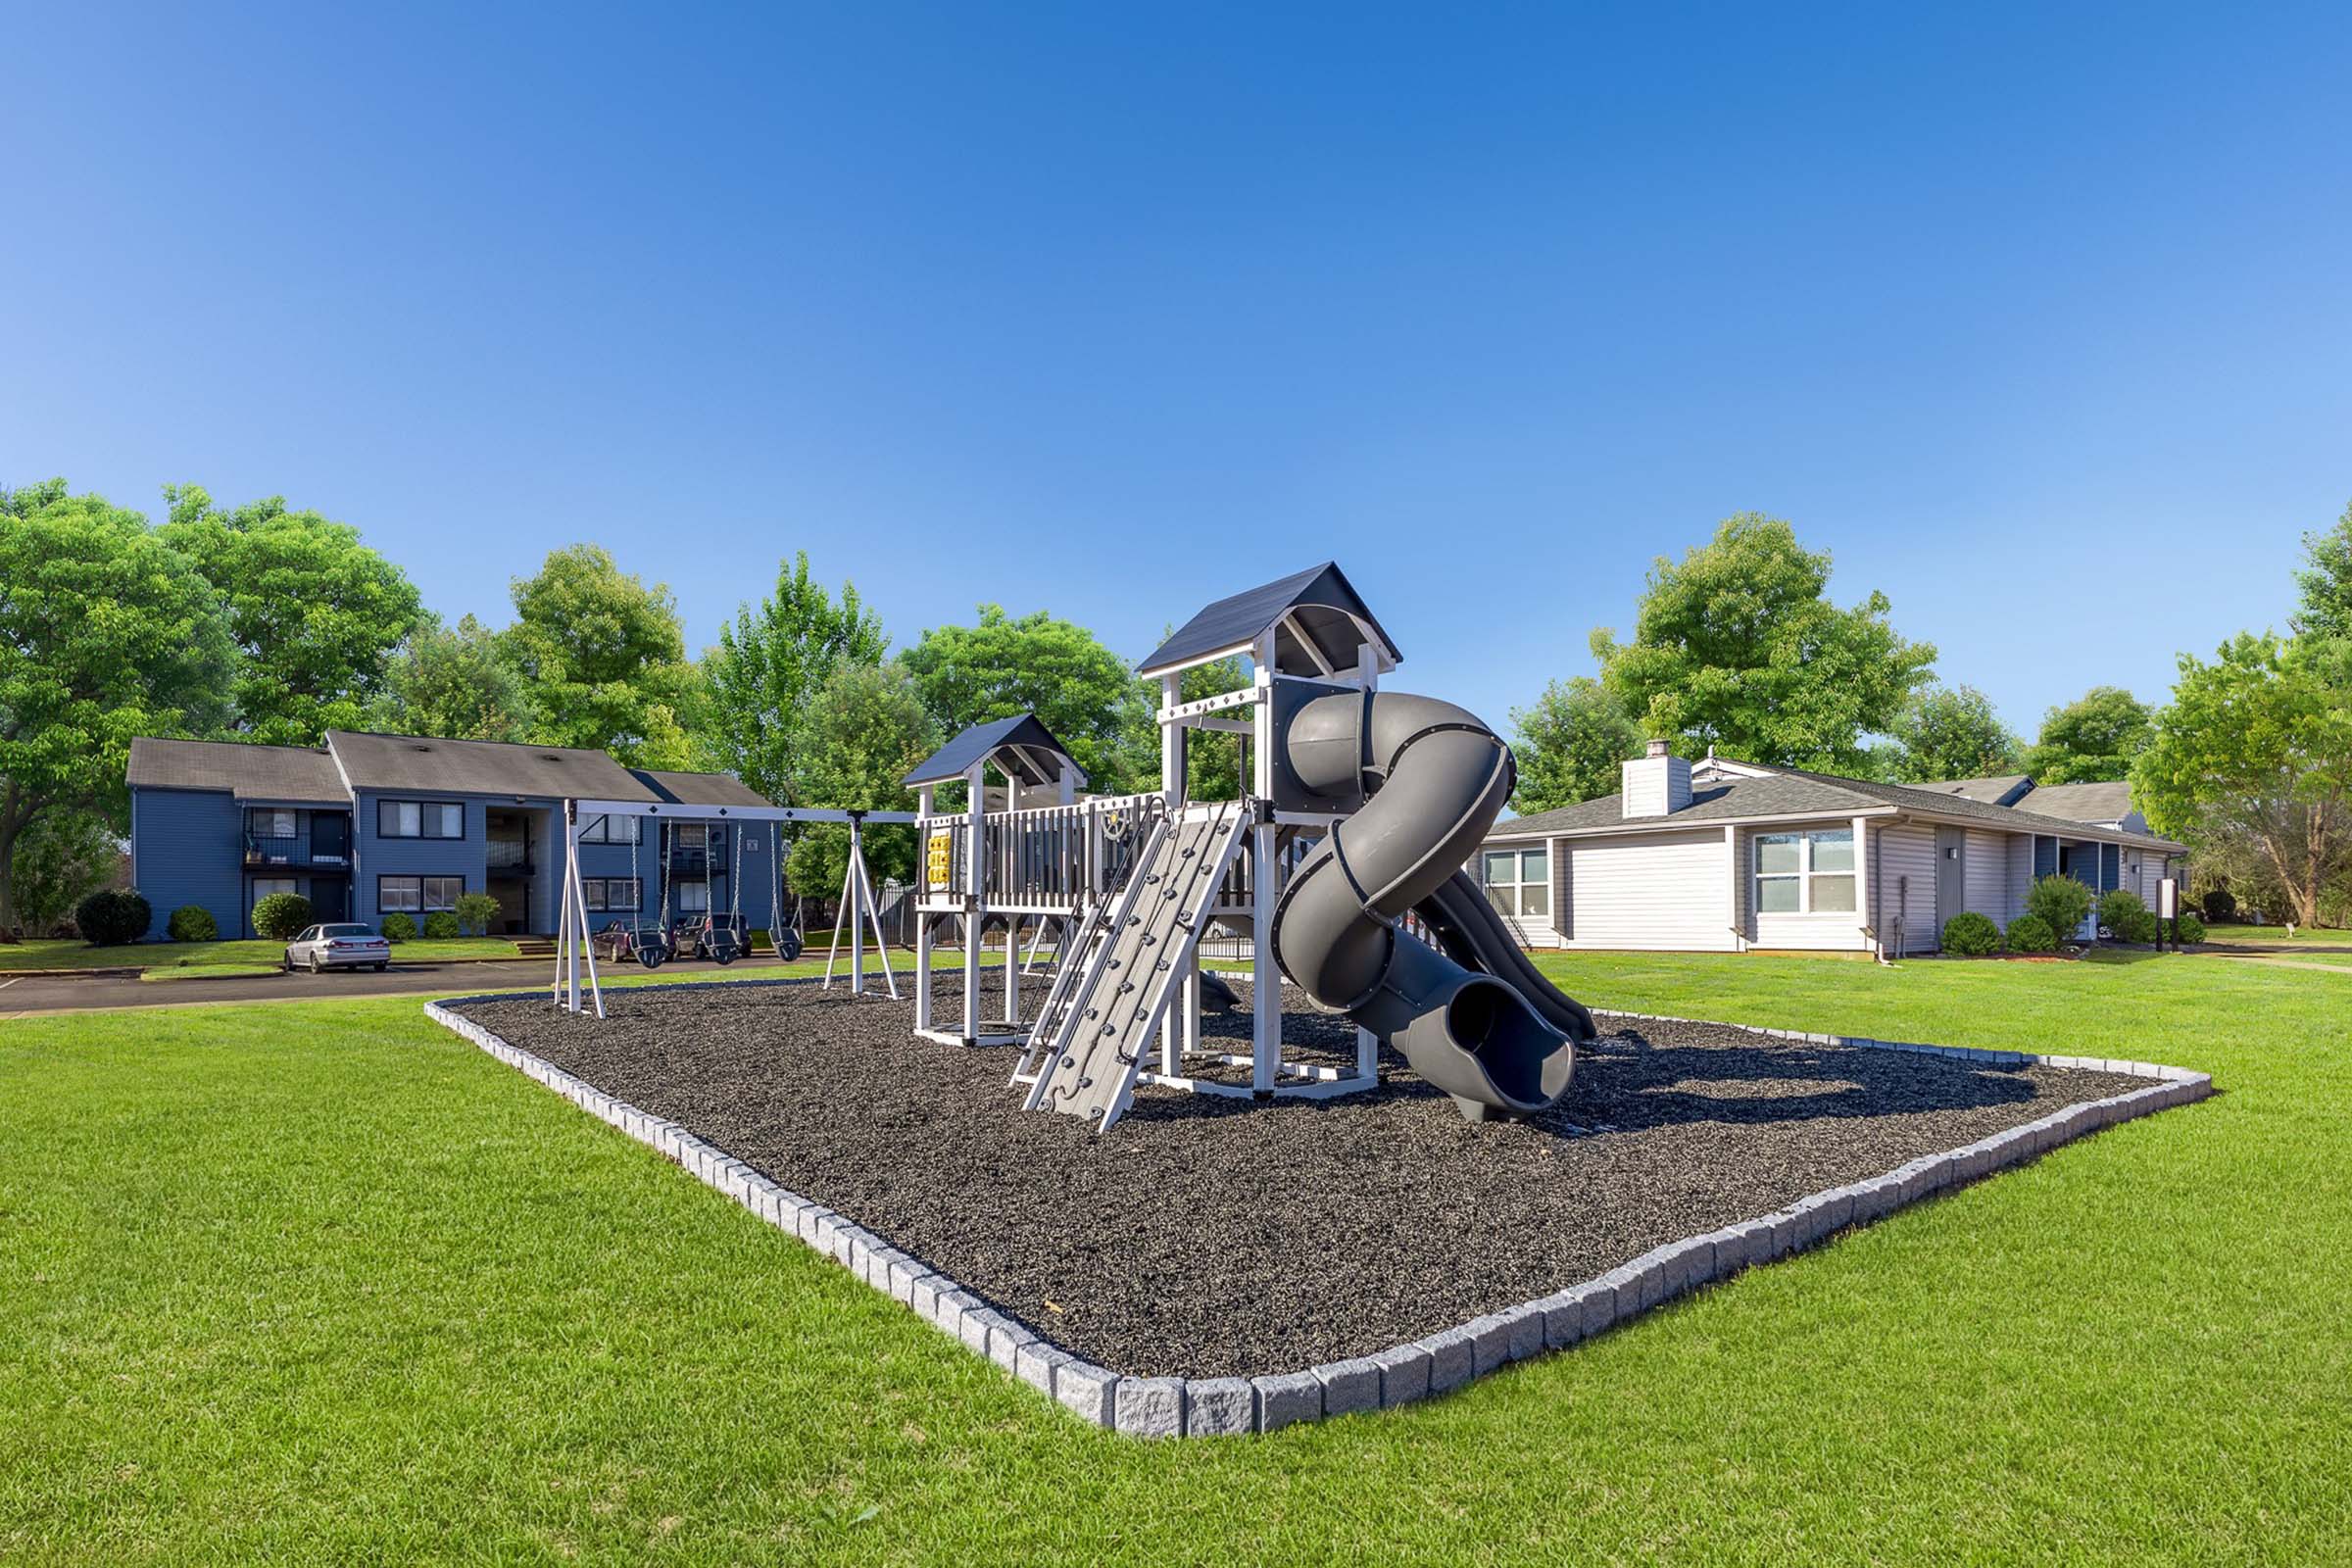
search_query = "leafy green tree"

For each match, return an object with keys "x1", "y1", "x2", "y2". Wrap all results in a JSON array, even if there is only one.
[
  {"x1": 1889, "y1": 684, "x2": 2023, "y2": 783},
  {"x1": 2134, "y1": 633, "x2": 2352, "y2": 928},
  {"x1": 160, "y1": 485, "x2": 425, "y2": 746},
  {"x1": 785, "y1": 662, "x2": 936, "y2": 902},
  {"x1": 700, "y1": 553, "x2": 887, "y2": 803},
  {"x1": 0, "y1": 482, "x2": 234, "y2": 933},
  {"x1": 1591, "y1": 514, "x2": 1936, "y2": 773},
  {"x1": 9, "y1": 808, "x2": 122, "y2": 935},
  {"x1": 2291, "y1": 498, "x2": 2352, "y2": 641},
  {"x1": 1509, "y1": 676, "x2": 1642, "y2": 810},
  {"x1": 501, "y1": 545, "x2": 698, "y2": 767},
  {"x1": 377, "y1": 614, "x2": 538, "y2": 742},
  {"x1": 2026, "y1": 686, "x2": 2154, "y2": 784},
  {"x1": 900, "y1": 605, "x2": 1152, "y2": 795}
]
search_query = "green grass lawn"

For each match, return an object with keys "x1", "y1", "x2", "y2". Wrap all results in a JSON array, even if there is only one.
[
  {"x1": 2, "y1": 935, "x2": 525, "y2": 976},
  {"x1": 3, "y1": 953, "x2": 2347, "y2": 1563},
  {"x1": 2199, "y1": 921, "x2": 2352, "y2": 948}
]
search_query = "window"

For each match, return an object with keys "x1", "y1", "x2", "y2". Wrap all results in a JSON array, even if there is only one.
[
  {"x1": 673, "y1": 823, "x2": 710, "y2": 851},
  {"x1": 578, "y1": 814, "x2": 640, "y2": 845},
  {"x1": 676, "y1": 879, "x2": 710, "y2": 912},
  {"x1": 582, "y1": 878, "x2": 642, "y2": 912},
  {"x1": 378, "y1": 875, "x2": 463, "y2": 912},
  {"x1": 1754, "y1": 829, "x2": 1857, "y2": 915},
  {"x1": 1481, "y1": 847, "x2": 1550, "y2": 919},
  {"x1": 247, "y1": 808, "x2": 297, "y2": 839},
  {"x1": 377, "y1": 800, "x2": 464, "y2": 839},
  {"x1": 253, "y1": 877, "x2": 298, "y2": 906}
]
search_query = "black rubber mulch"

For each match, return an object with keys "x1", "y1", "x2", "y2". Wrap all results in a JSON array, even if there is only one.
[{"x1": 452, "y1": 979, "x2": 2146, "y2": 1378}]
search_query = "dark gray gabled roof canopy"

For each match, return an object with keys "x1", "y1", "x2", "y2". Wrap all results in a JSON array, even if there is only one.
[
  {"x1": 1137, "y1": 562, "x2": 1400, "y2": 678},
  {"x1": 903, "y1": 713, "x2": 1085, "y2": 789}
]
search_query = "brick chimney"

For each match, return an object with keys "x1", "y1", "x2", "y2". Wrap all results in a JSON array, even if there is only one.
[{"x1": 1621, "y1": 739, "x2": 1692, "y2": 819}]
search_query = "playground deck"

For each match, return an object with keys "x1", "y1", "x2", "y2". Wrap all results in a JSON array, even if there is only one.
[{"x1": 450, "y1": 981, "x2": 2149, "y2": 1380}]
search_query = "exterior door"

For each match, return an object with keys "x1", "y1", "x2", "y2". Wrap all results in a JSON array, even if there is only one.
[
  {"x1": 1935, "y1": 826, "x2": 1967, "y2": 934},
  {"x1": 311, "y1": 812, "x2": 350, "y2": 862},
  {"x1": 312, "y1": 879, "x2": 349, "y2": 922}
]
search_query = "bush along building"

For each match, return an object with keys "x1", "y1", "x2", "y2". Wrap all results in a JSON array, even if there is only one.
[{"x1": 125, "y1": 732, "x2": 780, "y2": 940}]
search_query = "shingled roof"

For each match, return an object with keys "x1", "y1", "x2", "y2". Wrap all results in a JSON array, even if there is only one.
[
  {"x1": 1491, "y1": 760, "x2": 2182, "y2": 851},
  {"x1": 1910, "y1": 773, "x2": 2033, "y2": 806},
  {"x1": 125, "y1": 738, "x2": 350, "y2": 805},
  {"x1": 1138, "y1": 562, "x2": 1400, "y2": 678},
  {"x1": 2017, "y1": 779, "x2": 2137, "y2": 825},
  {"x1": 903, "y1": 713, "x2": 1084, "y2": 789},
  {"x1": 323, "y1": 731, "x2": 658, "y2": 801},
  {"x1": 629, "y1": 768, "x2": 772, "y2": 808}
]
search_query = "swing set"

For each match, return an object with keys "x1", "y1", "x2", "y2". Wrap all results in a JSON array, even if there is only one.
[{"x1": 554, "y1": 795, "x2": 915, "y2": 1017}]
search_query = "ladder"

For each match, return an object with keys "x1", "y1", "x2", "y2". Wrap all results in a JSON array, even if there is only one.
[{"x1": 1018, "y1": 800, "x2": 1251, "y2": 1131}]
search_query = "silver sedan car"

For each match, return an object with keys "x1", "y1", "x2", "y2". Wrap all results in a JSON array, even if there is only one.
[{"x1": 282, "y1": 922, "x2": 392, "y2": 973}]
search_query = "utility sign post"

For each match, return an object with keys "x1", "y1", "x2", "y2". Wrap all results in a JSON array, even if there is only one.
[{"x1": 2159, "y1": 877, "x2": 2179, "y2": 951}]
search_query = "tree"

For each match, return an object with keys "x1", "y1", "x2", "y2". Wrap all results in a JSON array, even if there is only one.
[
  {"x1": 2133, "y1": 633, "x2": 2352, "y2": 928},
  {"x1": 1509, "y1": 676, "x2": 1642, "y2": 810},
  {"x1": 9, "y1": 808, "x2": 121, "y2": 936},
  {"x1": 784, "y1": 662, "x2": 936, "y2": 903},
  {"x1": 899, "y1": 606, "x2": 1153, "y2": 795},
  {"x1": 377, "y1": 614, "x2": 538, "y2": 742},
  {"x1": 0, "y1": 482, "x2": 234, "y2": 933},
  {"x1": 699, "y1": 553, "x2": 887, "y2": 803},
  {"x1": 2026, "y1": 686, "x2": 2153, "y2": 784},
  {"x1": 2291, "y1": 498, "x2": 2352, "y2": 641},
  {"x1": 1889, "y1": 684, "x2": 2023, "y2": 783},
  {"x1": 1591, "y1": 514, "x2": 1936, "y2": 773},
  {"x1": 160, "y1": 485, "x2": 425, "y2": 746},
  {"x1": 501, "y1": 545, "x2": 698, "y2": 767}
]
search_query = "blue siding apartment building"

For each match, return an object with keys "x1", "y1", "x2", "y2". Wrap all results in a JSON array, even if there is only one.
[{"x1": 126, "y1": 732, "x2": 780, "y2": 940}]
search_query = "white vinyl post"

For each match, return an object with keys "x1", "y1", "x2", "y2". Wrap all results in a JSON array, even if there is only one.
[
  {"x1": 963, "y1": 760, "x2": 983, "y2": 1044},
  {"x1": 851, "y1": 819, "x2": 901, "y2": 999},
  {"x1": 1250, "y1": 633, "x2": 1279, "y2": 1093},
  {"x1": 570, "y1": 825, "x2": 605, "y2": 1019},
  {"x1": 849, "y1": 816, "x2": 865, "y2": 991},
  {"x1": 824, "y1": 851, "x2": 855, "y2": 992},
  {"x1": 914, "y1": 784, "x2": 935, "y2": 1031}
]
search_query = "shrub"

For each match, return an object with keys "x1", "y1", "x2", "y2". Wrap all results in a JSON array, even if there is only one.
[
  {"x1": 421, "y1": 910, "x2": 461, "y2": 940},
  {"x1": 167, "y1": 905, "x2": 219, "y2": 943},
  {"x1": 379, "y1": 911, "x2": 416, "y2": 942},
  {"x1": 2097, "y1": 888, "x2": 2158, "y2": 944},
  {"x1": 2004, "y1": 913, "x2": 2058, "y2": 954},
  {"x1": 453, "y1": 891, "x2": 503, "y2": 937},
  {"x1": 2024, "y1": 875, "x2": 2093, "y2": 947},
  {"x1": 74, "y1": 888, "x2": 153, "y2": 947},
  {"x1": 2201, "y1": 887, "x2": 2236, "y2": 923},
  {"x1": 1940, "y1": 911, "x2": 2001, "y2": 956},
  {"x1": 250, "y1": 892, "x2": 314, "y2": 941},
  {"x1": 2175, "y1": 910, "x2": 2206, "y2": 944}
]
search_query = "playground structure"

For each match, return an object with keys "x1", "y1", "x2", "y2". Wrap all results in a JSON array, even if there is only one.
[
  {"x1": 545, "y1": 561, "x2": 1590, "y2": 1132},
  {"x1": 909, "y1": 563, "x2": 1592, "y2": 1130}
]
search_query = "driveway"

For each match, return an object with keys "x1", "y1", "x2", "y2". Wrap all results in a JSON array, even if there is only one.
[{"x1": 0, "y1": 953, "x2": 818, "y2": 1018}]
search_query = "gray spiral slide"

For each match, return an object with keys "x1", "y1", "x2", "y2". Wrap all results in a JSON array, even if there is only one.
[{"x1": 1269, "y1": 689, "x2": 1592, "y2": 1121}]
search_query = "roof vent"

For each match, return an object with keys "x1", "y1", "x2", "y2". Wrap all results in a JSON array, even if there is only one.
[
  {"x1": 411, "y1": 743, "x2": 433, "y2": 753},
  {"x1": 540, "y1": 754, "x2": 563, "y2": 763}
]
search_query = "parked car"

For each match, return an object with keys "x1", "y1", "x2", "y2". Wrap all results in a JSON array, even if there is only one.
[{"x1": 283, "y1": 923, "x2": 392, "y2": 973}]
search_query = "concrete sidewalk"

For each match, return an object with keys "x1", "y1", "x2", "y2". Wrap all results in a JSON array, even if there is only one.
[{"x1": 0, "y1": 952, "x2": 816, "y2": 1018}]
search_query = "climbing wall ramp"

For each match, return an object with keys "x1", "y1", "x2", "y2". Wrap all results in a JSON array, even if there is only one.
[{"x1": 1022, "y1": 802, "x2": 1250, "y2": 1132}]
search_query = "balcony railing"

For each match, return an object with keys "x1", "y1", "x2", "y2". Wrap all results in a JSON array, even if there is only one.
[
  {"x1": 486, "y1": 839, "x2": 535, "y2": 872},
  {"x1": 244, "y1": 834, "x2": 351, "y2": 868}
]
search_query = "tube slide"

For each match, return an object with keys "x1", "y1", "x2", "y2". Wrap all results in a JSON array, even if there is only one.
[{"x1": 1269, "y1": 690, "x2": 1585, "y2": 1122}]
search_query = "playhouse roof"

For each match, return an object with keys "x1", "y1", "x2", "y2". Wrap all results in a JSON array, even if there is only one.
[
  {"x1": 903, "y1": 713, "x2": 1086, "y2": 789},
  {"x1": 1137, "y1": 561, "x2": 1399, "y2": 678}
]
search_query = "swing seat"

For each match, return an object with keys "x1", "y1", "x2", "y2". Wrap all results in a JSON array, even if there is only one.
[{"x1": 774, "y1": 927, "x2": 804, "y2": 962}]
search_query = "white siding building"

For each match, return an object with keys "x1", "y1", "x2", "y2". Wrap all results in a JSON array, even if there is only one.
[{"x1": 1472, "y1": 749, "x2": 2187, "y2": 956}]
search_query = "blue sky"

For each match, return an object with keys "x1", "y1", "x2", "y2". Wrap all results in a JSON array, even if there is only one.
[{"x1": 5, "y1": 2, "x2": 2347, "y2": 743}]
